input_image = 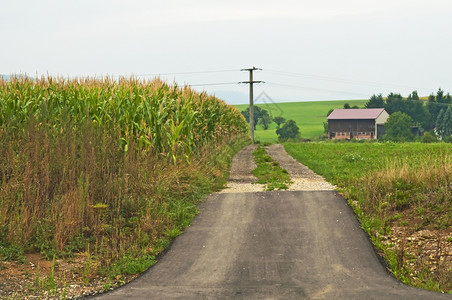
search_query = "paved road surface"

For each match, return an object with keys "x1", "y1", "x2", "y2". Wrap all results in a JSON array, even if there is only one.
[{"x1": 93, "y1": 146, "x2": 451, "y2": 299}]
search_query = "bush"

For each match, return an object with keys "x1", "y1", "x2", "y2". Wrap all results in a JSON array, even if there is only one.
[
  {"x1": 276, "y1": 120, "x2": 300, "y2": 141},
  {"x1": 420, "y1": 132, "x2": 437, "y2": 143},
  {"x1": 443, "y1": 136, "x2": 452, "y2": 143},
  {"x1": 383, "y1": 112, "x2": 414, "y2": 142}
]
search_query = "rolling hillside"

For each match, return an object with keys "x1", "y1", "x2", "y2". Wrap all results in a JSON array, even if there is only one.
[{"x1": 235, "y1": 99, "x2": 368, "y2": 141}]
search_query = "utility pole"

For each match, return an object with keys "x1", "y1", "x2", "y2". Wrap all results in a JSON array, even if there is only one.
[{"x1": 240, "y1": 67, "x2": 263, "y2": 143}]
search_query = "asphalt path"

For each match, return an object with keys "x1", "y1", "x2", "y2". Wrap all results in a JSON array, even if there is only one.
[{"x1": 94, "y1": 190, "x2": 450, "y2": 299}]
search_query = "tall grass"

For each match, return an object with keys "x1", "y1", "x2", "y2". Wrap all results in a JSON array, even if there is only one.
[
  {"x1": 362, "y1": 154, "x2": 451, "y2": 216},
  {"x1": 0, "y1": 76, "x2": 249, "y2": 275}
]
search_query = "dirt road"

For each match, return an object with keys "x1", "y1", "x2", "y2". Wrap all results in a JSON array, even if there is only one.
[{"x1": 93, "y1": 145, "x2": 450, "y2": 299}]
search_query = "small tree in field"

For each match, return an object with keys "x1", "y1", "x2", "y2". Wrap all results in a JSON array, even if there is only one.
[
  {"x1": 273, "y1": 116, "x2": 286, "y2": 128},
  {"x1": 383, "y1": 112, "x2": 414, "y2": 142},
  {"x1": 276, "y1": 120, "x2": 299, "y2": 141},
  {"x1": 259, "y1": 114, "x2": 272, "y2": 130},
  {"x1": 241, "y1": 106, "x2": 271, "y2": 130}
]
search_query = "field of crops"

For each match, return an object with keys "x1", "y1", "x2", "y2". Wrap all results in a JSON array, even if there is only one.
[
  {"x1": 284, "y1": 142, "x2": 452, "y2": 293},
  {"x1": 235, "y1": 99, "x2": 368, "y2": 141},
  {"x1": 0, "y1": 76, "x2": 249, "y2": 296},
  {"x1": 1, "y1": 76, "x2": 247, "y2": 161}
]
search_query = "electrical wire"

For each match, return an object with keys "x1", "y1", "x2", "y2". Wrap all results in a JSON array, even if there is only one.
[
  {"x1": 185, "y1": 82, "x2": 240, "y2": 87},
  {"x1": 95, "y1": 68, "x2": 449, "y2": 101},
  {"x1": 135, "y1": 69, "x2": 240, "y2": 77},
  {"x1": 265, "y1": 69, "x2": 427, "y2": 91},
  {"x1": 265, "y1": 82, "x2": 369, "y2": 98}
]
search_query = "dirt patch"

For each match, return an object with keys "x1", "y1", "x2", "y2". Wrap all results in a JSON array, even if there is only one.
[
  {"x1": 382, "y1": 223, "x2": 452, "y2": 290},
  {"x1": 0, "y1": 252, "x2": 138, "y2": 299}
]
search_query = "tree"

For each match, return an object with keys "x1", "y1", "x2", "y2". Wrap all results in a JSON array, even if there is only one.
[
  {"x1": 273, "y1": 116, "x2": 286, "y2": 128},
  {"x1": 259, "y1": 114, "x2": 272, "y2": 130},
  {"x1": 241, "y1": 106, "x2": 271, "y2": 130},
  {"x1": 407, "y1": 90, "x2": 420, "y2": 101},
  {"x1": 445, "y1": 93, "x2": 452, "y2": 104},
  {"x1": 427, "y1": 89, "x2": 445, "y2": 128},
  {"x1": 436, "y1": 88, "x2": 444, "y2": 103},
  {"x1": 383, "y1": 112, "x2": 414, "y2": 142},
  {"x1": 406, "y1": 97, "x2": 430, "y2": 128},
  {"x1": 343, "y1": 103, "x2": 351, "y2": 109},
  {"x1": 384, "y1": 93, "x2": 403, "y2": 114},
  {"x1": 323, "y1": 121, "x2": 328, "y2": 133},
  {"x1": 442, "y1": 106, "x2": 452, "y2": 138},
  {"x1": 436, "y1": 108, "x2": 445, "y2": 137},
  {"x1": 276, "y1": 120, "x2": 299, "y2": 140},
  {"x1": 365, "y1": 94, "x2": 384, "y2": 108}
]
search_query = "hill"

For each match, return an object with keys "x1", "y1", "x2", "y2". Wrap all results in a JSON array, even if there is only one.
[{"x1": 235, "y1": 99, "x2": 368, "y2": 141}]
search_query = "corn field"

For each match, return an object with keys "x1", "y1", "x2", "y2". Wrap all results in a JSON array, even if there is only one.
[
  {"x1": 0, "y1": 75, "x2": 249, "y2": 266},
  {"x1": 0, "y1": 76, "x2": 247, "y2": 162}
]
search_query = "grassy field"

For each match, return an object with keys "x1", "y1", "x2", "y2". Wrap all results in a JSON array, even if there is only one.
[
  {"x1": 235, "y1": 99, "x2": 368, "y2": 141},
  {"x1": 284, "y1": 142, "x2": 452, "y2": 293}
]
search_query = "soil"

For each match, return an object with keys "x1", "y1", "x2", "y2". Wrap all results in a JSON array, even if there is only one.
[
  {"x1": 1, "y1": 144, "x2": 450, "y2": 298},
  {"x1": 0, "y1": 252, "x2": 138, "y2": 299}
]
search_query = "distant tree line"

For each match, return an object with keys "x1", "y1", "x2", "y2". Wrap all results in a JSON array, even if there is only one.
[
  {"x1": 364, "y1": 89, "x2": 452, "y2": 142},
  {"x1": 365, "y1": 89, "x2": 452, "y2": 132}
]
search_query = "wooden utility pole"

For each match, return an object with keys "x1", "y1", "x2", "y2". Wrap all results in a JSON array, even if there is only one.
[{"x1": 240, "y1": 67, "x2": 263, "y2": 143}]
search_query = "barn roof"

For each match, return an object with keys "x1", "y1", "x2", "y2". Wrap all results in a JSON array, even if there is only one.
[{"x1": 327, "y1": 108, "x2": 386, "y2": 120}]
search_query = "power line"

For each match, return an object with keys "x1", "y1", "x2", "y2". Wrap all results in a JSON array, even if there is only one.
[
  {"x1": 185, "y1": 82, "x2": 239, "y2": 87},
  {"x1": 266, "y1": 82, "x2": 369, "y2": 98},
  {"x1": 265, "y1": 69, "x2": 427, "y2": 91},
  {"x1": 135, "y1": 69, "x2": 240, "y2": 77}
]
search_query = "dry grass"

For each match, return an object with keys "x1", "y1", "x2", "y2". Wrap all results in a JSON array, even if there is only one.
[{"x1": 362, "y1": 152, "x2": 451, "y2": 223}]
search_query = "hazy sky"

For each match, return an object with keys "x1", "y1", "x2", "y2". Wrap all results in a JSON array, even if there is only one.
[{"x1": 1, "y1": 0, "x2": 451, "y2": 104}]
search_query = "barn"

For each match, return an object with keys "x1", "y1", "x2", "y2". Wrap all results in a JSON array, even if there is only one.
[{"x1": 327, "y1": 108, "x2": 389, "y2": 140}]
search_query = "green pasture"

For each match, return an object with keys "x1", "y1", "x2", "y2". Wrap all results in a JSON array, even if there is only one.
[{"x1": 235, "y1": 99, "x2": 368, "y2": 141}]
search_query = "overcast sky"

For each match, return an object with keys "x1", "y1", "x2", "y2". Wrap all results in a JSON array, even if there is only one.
[{"x1": 1, "y1": 0, "x2": 451, "y2": 104}]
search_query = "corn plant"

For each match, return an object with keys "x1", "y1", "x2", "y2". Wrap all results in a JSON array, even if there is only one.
[{"x1": 0, "y1": 76, "x2": 248, "y2": 162}]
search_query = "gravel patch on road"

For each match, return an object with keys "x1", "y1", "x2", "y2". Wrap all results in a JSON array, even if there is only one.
[
  {"x1": 219, "y1": 144, "x2": 335, "y2": 193},
  {"x1": 218, "y1": 144, "x2": 265, "y2": 193},
  {"x1": 266, "y1": 144, "x2": 336, "y2": 191}
]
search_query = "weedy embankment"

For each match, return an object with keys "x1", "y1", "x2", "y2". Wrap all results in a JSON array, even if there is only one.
[
  {"x1": 0, "y1": 76, "x2": 250, "y2": 298},
  {"x1": 284, "y1": 142, "x2": 452, "y2": 293}
]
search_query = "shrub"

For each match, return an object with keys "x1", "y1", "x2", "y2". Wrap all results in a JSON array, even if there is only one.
[{"x1": 421, "y1": 132, "x2": 438, "y2": 143}]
